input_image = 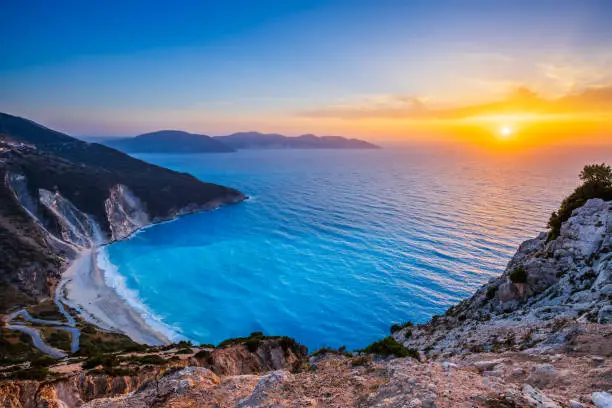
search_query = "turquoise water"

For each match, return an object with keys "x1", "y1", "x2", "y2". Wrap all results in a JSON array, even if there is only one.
[{"x1": 103, "y1": 147, "x2": 609, "y2": 350}]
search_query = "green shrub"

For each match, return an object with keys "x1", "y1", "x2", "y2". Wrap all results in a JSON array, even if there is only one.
[
  {"x1": 390, "y1": 321, "x2": 413, "y2": 333},
  {"x1": 194, "y1": 349, "x2": 211, "y2": 359},
  {"x1": 46, "y1": 330, "x2": 71, "y2": 351},
  {"x1": 361, "y1": 337, "x2": 420, "y2": 360},
  {"x1": 31, "y1": 356, "x2": 55, "y2": 368},
  {"x1": 83, "y1": 354, "x2": 117, "y2": 370},
  {"x1": 123, "y1": 355, "x2": 167, "y2": 365},
  {"x1": 244, "y1": 338, "x2": 261, "y2": 352},
  {"x1": 486, "y1": 286, "x2": 498, "y2": 299},
  {"x1": 509, "y1": 266, "x2": 528, "y2": 283},
  {"x1": 548, "y1": 163, "x2": 612, "y2": 239},
  {"x1": 351, "y1": 355, "x2": 372, "y2": 367},
  {"x1": 311, "y1": 346, "x2": 351, "y2": 358},
  {"x1": 5, "y1": 367, "x2": 49, "y2": 380}
]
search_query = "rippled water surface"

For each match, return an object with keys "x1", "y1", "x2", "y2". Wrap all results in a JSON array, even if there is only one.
[{"x1": 105, "y1": 147, "x2": 611, "y2": 349}]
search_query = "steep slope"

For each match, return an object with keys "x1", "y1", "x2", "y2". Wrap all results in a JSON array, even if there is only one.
[
  {"x1": 0, "y1": 112, "x2": 245, "y2": 311},
  {"x1": 214, "y1": 131, "x2": 381, "y2": 149},
  {"x1": 393, "y1": 198, "x2": 612, "y2": 357},
  {"x1": 104, "y1": 130, "x2": 235, "y2": 153}
]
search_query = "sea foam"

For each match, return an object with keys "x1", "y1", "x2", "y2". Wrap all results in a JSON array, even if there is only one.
[{"x1": 96, "y1": 247, "x2": 184, "y2": 343}]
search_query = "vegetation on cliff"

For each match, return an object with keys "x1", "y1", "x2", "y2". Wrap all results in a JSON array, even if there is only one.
[
  {"x1": 548, "y1": 163, "x2": 612, "y2": 239},
  {"x1": 361, "y1": 336, "x2": 420, "y2": 360}
]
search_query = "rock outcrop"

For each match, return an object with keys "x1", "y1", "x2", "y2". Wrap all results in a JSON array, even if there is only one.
[
  {"x1": 395, "y1": 198, "x2": 612, "y2": 357},
  {"x1": 104, "y1": 184, "x2": 150, "y2": 241},
  {"x1": 0, "y1": 339, "x2": 307, "y2": 408}
]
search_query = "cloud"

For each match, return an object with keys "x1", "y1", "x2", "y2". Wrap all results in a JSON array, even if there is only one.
[
  {"x1": 299, "y1": 95, "x2": 430, "y2": 119},
  {"x1": 536, "y1": 52, "x2": 612, "y2": 97},
  {"x1": 297, "y1": 85, "x2": 612, "y2": 121}
]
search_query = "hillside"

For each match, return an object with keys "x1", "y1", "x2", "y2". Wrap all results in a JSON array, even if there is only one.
[
  {"x1": 104, "y1": 130, "x2": 235, "y2": 153},
  {"x1": 0, "y1": 112, "x2": 246, "y2": 312}
]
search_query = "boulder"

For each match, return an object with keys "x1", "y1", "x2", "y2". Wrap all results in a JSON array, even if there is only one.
[
  {"x1": 592, "y1": 392, "x2": 612, "y2": 408},
  {"x1": 597, "y1": 306, "x2": 612, "y2": 324}
]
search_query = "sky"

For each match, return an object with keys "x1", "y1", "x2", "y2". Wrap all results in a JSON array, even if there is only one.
[{"x1": 1, "y1": 0, "x2": 612, "y2": 148}]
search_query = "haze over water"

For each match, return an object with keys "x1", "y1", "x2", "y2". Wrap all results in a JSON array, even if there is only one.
[{"x1": 103, "y1": 146, "x2": 612, "y2": 350}]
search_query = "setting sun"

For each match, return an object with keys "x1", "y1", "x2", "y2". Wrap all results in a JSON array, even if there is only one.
[{"x1": 498, "y1": 125, "x2": 514, "y2": 140}]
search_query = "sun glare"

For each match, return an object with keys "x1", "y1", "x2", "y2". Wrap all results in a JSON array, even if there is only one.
[{"x1": 497, "y1": 125, "x2": 514, "y2": 140}]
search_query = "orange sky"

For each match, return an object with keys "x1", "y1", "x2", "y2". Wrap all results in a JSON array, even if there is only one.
[{"x1": 2, "y1": 2, "x2": 611, "y2": 150}]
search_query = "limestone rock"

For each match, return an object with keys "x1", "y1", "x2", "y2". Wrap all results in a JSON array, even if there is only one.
[
  {"x1": 593, "y1": 392, "x2": 612, "y2": 408},
  {"x1": 523, "y1": 384, "x2": 561, "y2": 408}
]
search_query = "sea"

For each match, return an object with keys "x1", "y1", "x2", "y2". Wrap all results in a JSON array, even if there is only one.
[{"x1": 100, "y1": 145, "x2": 612, "y2": 350}]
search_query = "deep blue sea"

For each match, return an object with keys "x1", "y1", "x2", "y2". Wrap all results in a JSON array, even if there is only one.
[{"x1": 101, "y1": 146, "x2": 612, "y2": 350}]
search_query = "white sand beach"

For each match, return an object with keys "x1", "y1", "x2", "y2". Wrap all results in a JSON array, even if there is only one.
[{"x1": 60, "y1": 248, "x2": 170, "y2": 345}]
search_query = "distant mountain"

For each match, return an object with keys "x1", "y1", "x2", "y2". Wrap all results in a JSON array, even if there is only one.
[
  {"x1": 102, "y1": 131, "x2": 379, "y2": 154},
  {"x1": 214, "y1": 132, "x2": 380, "y2": 150},
  {"x1": 104, "y1": 130, "x2": 235, "y2": 153}
]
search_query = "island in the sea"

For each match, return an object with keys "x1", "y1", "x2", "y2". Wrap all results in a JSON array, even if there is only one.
[{"x1": 100, "y1": 130, "x2": 380, "y2": 153}]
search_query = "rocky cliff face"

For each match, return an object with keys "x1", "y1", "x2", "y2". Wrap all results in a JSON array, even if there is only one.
[
  {"x1": 393, "y1": 198, "x2": 612, "y2": 358},
  {"x1": 104, "y1": 184, "x2": 150, "y2": 241},
  {"x1": 0, "y1": 339, "x2": 307, "y2": 408}
]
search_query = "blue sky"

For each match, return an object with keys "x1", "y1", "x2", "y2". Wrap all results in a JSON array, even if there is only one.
[{"x1": 1, "y1": 0, "x2": 611, "y2": 139}]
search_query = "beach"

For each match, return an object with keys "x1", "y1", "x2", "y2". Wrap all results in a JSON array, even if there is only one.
[{"x1": 60, "y1": 248, "x2": 171, "y2": 346}]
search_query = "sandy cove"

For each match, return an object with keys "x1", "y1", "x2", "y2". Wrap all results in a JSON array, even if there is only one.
[{"x1": 60, "y1": 247, "x2": 171, "y2": 346}]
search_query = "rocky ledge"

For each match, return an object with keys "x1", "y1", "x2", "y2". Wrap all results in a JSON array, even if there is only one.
[{"x1": 393, "y1": 198, "x2": 611, "y2": 358}]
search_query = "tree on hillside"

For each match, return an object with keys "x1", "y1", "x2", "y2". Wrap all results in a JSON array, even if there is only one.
[
  {"x1": 579, "y1": 163, "x2": 612, "y2": 186},
  {"x1": 548, "y1": 163, "x2": 612, "y2": 240}
]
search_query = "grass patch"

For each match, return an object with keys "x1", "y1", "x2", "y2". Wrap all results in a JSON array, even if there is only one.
[
  {"x1": 42, "y1": 328, "x2": 72, "y2": 351},
  {"x1": 0, "y1": 326, "x2": 43, "y2": 364},
  {"x1": 77, "y1": 323, "x2": 146, "y2": 355}
]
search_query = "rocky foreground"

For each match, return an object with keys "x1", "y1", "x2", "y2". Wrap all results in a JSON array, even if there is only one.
[
  {"x1": 1, "y1": 198, "x2": 611, "y2": 407},
  {"x1": 0, "y1": 328, "x2": 610, "y2": 407}
]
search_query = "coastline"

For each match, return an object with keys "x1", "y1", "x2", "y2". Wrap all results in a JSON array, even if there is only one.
[
  {"x1": 57, "y1": 196, "x2": 248, "y2": 346},
  {"x1": 60, "y1": 247, "x2": 172, "y2": 346}
]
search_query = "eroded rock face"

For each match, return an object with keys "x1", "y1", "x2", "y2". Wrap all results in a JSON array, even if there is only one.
[
  {"x1": 397, "y1": 199, "x2": 612, "y2": 357},
  {"x1": 498, "y1": 199, "x2": 611, "y2": 309},
  {"x1": 0, "y1": 340, "x2": 307, "y2": 407},
  {"x1": 39, "y1": 188, "x2": 100, "y2": 249},
  {"x1": 193, "y1": 339, "x2": 307, "y2": 376},
  {"x1": 105, "y1": 184, "x2": 150, "y2": 241},
  {"x1": 6, "y1": 172, "x2": 39, "y2": 217}
]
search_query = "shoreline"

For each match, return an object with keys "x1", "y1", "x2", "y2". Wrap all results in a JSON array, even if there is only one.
[
  {"x1": 60, "y1": 247, "x2": 172, "y2": 346},
  {"x1": 57, "y1": 197, "x2": 248, "y2": 346}
]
